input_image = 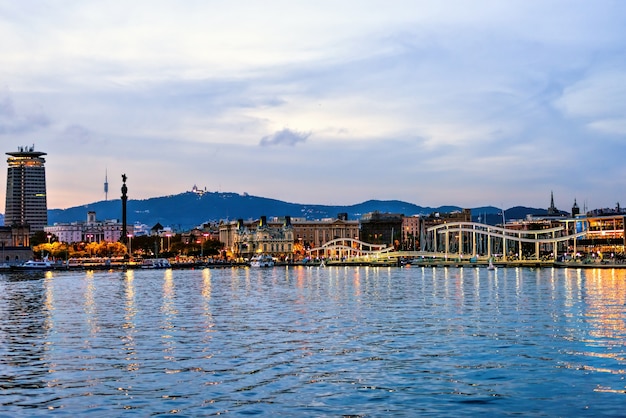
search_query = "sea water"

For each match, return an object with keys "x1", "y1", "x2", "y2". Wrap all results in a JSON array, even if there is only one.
[{"x1": 1, "y1": 266, "x2": 625, "y2": 416}]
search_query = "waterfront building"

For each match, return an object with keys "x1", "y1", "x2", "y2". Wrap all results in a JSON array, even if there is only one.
[
  {"x1": 181, "y1": 226, "x2": 219, "y2": 245},
  {"x1": 359, "y1": 212, "x2": 404, "y2": 247},
  {"x1": 44, "y1": 211, "x2": 124, "y2": 244},
  {"x1": 226, "y1": 216, "x2": 294, "y2": 260},
  {"x1": 218, "y1": 219, "x2": 240, "y2": 252},
  {"x1": 423, "y1": 209, "x2": 472, "y2": 227},
  {"x1": 420, "y1": 209, "x2": 472, "y2": 253},
  {"x1": 0, "y1": 225, "x2": 33, "y2": 262},
  {"x1": 291, "y1": 216, "x2": 359, "y2": 250},
  {"x1": 219, "y1": 214, "x2": 360, "y2": 260},
  {"x1": 401, "y1": 215, "x2": 422, "y2": 251},
  {"x1": 502, "y1": 216, "x2": 570, "y2": 257},
  {"x1": 571, "y1": 211, "x2": 625, "y2": 256},
  {"x1": 4, "y1": 146, "x2": 48, "y2": 241},
  {"x1": 131, "y1": 221, "x2": 151, "y2": 237},
  {"x1": 500, "y1": 199, "x2": 626, "y2": 258}
]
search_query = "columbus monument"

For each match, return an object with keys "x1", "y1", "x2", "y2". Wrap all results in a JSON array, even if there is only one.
[{"x1": 121, "y1": 174, "x2": 128, "y2": 244}]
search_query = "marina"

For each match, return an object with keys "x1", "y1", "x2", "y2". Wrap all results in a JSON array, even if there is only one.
[{"x1": 1, "y1": 265, "x2": 625, "y2": 416}]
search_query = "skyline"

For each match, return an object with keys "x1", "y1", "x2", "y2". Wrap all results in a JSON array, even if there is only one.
[{"x1": 1, "y1": 1, "x2": 625, "y2": 211}]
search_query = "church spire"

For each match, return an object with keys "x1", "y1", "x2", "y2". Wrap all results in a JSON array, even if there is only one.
[
  {"x1": 571, "y1": 198, "x2": 580, "y2": 217},
  {"x1": 547, "y1": 191, "x2": 558, "y2": 215}
]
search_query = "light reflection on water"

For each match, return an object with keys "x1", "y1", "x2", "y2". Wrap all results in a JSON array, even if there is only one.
[{"x1": 0, "y1": 266, "x2": 625, "y2": 416}]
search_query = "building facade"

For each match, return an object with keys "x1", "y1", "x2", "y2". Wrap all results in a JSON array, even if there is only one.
[
  {"x1": 292, "y1": 217, "x2": 360, "y2": 250},
  {"x1": 219, "y1": 215, "x2": 360, "y2": 260},
  {"x1": 4, "y1": 146, "x2": 48, "y2": 239},
  {"x1": 44, "y1": 211, "x2": 124, "y2": 244},
  {"x1": 359, "y1": 212, "x2": 404, "y2": 246},
  {"x1": 401, "y1": 215, "x2": 422, "y2": 250},
  {"x1": 572, "y1": 212, "x2": 626, "y2": 256},
  {"x1": 225, "y1": 216, "x2": 294, "y2": 260}
]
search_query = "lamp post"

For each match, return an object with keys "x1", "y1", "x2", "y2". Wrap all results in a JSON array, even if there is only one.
[
  {"x1": 86, "y1": 234, "x2": 93, "y2": 258},
  {"x1": 127, "y1": 233, "x2": 133, "y2": 258}
]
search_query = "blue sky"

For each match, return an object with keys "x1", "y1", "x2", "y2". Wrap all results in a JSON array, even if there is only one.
[{"x1": 1, "y1": 1, "x2": 625, "y2": 212}]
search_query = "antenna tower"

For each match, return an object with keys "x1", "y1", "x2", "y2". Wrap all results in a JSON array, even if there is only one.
[{"x1": 104, "y1": 169, "x2": 109, "y2": 201}]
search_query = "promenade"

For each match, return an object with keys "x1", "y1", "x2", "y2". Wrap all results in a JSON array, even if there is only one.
[{"x1": 10, "y1": 256, "x2": 625, "y2": 271}]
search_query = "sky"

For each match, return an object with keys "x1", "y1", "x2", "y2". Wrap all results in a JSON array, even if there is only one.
[{"x1": 1, "y1": 1, "x2": 625, "y2": 212}]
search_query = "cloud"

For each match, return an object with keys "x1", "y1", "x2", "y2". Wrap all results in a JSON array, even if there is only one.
[
  {"x1": 587, "y1": 119, "x2": 626, "y2": 136},
  {"x1": 0, "y1": 92, "x2": 50, "y2": 135},
  {"x1": 555, "y1": 70, "x2": 626, "y2": 135},
  {"x1": 60, "y1": 124, "x2": 93, "y2": 145},
  {"x1": 259, "y1": 128, "x2": 311, "y2": 147},
  {"x1": 2, "y1": 2, "x2": 626, "y2": 210}
]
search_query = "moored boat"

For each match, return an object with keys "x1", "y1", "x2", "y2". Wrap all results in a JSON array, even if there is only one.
[
  {"x1": 250, "y1": 254, "x2": 274, "y2": 267},
  {"x1": 11, "y1": 258, "x2": 55, "y2": 271},
  {"x1": 141, "y1": 258, "x2": 172, "y2": 269}
]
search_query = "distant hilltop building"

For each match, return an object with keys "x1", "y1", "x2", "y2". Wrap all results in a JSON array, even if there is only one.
[
  {"x1": 4, "y1": 145, "x2": 48, "y2": 239},
  {"x1": 191, "y1": 184, "x2": 207, "y2": 196}
]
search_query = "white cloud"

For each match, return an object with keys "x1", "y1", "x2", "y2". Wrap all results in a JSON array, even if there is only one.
[
  {"x1": 0, "y1": 91, "x2": 50, "y2": 134},
  {"x1": 1, "y1": 1, "x2": 626, "y2": 210},
  {"x1": 587, "y1": 119, "x2": 626, "y2": 136},
  {"x1": 556, "y1": 71, "x2": 626, "y2": 119}
]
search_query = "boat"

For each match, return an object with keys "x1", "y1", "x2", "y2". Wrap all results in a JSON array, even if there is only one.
[
  {"x1": 487, "y1": 258, "x2": 496, "y2": 270},
  {"x1": 250, "y1": 254, "x2": 274, "y2": 267},
  {"x1": 11, "y1": 258, "x2": 54, "y2": 271},
  {"x1": 141, "y1": 258, "x2": 172, "y2": 269}
]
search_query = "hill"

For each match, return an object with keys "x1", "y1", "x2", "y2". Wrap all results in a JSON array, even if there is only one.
[
  {"x1": 45, "y1": 191, "x2": 505, "y2": 230},
  {"x1": 0, "y1": 192, "x2": 553, "y2": 231}
]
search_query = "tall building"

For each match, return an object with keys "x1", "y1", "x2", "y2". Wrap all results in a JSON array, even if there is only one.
[{"x1": 5, "y1": 145, "x2": 48, "y2": 236}]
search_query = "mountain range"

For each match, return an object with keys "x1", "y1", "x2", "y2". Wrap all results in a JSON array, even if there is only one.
[{"x1": 30, "y1": 191, "x2": 560, "y2": 231}]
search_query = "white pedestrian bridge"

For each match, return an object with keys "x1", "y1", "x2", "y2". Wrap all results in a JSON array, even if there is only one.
[{"x1": 308, "y1": 222, "x2": 588, "y2": 262}]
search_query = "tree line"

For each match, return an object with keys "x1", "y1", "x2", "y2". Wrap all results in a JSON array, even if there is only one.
[{"x1": 31, "y1": 231, "x2": 224, "y2": 259}]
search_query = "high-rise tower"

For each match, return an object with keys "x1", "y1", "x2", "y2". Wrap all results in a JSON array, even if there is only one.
[{"x1": 5, "y1": 145, "x2": 48, "y2": 234}]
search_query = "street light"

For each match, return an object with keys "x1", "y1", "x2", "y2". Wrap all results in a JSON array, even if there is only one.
[
  {"x1": 127, "y1": 233, "x2": 133, "y2": 257},
  {"x1": 86, "y1": 234, "x2": 94, "y2": 258},
  {"x1": 201, "y1": 232, "x2": 209, "y2": 260}
]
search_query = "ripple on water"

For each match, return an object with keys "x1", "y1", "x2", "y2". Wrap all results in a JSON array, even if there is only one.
[{"x1": 0, "y1": 266, "x2": 625, "y2": 416}]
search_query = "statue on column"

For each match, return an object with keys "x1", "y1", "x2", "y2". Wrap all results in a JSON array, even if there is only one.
[{"x1": 121, "y1": 174, "x2": 128, "y2": 244}]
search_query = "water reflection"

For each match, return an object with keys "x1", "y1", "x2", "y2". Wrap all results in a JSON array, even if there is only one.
[
  {"x1": 161, "y1": 269, "x2": 177, "y2": 362},
  {"x1": 583, "y1": 269, "x2": 626, "y2": 344},
  {"x1": 83, "y1": 271, "x2": 98, "y2": 337},
  {"x1": 0, "y1": 267, "x2": 625, "y2": 416},
  {"x1": 201, "y1": 268, "x2": 215, "y2": 350},
  {"x1": 0, "y1": 272, "x2": 48, "y2": 406},
  {"x1": 123, "y1": 270, "x2": 138, "y2": 372}
]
